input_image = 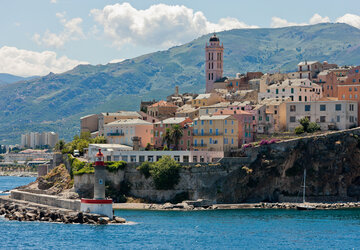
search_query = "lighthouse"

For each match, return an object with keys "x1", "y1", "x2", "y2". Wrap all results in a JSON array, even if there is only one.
[{"x1": 80, "y1": 148, "x2": 113, "y2": 219}]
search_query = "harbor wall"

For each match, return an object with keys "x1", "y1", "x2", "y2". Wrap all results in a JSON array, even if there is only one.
[{"x1": 75, "y1": 128, "x2": 360, "y2": 203}]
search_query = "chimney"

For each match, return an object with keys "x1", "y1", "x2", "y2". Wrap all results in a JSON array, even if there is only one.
[{"x1": 175, "y1": 86, "x2": 179, "y2": 96}]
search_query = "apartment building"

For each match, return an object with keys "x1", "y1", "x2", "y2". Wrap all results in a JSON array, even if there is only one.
[
  {"x1": 98, "y1": 111, "x2": 142, "y2": 136},
  {"x1": 297, "y1": 61, "x2": 323, "y2": 80},
  {"x1": 191, "y1": 93, "x2": 223, "y2": 108},
  {"x1": 21, "y1": 132, "x2": 59, "y2": 149},
  {"x1": 147, "y1": 100, "x2": 178, "y2": 120},
  {"x1": 153, "y1": 117, "x2": 193, "y2": 150},
  {"x1": 193, "y1": 115, "x2": 238, "y2": 152},
  {"x1": 258, "y1": 78, "x2": 322, "y2": 102},
  {"x1": 213, "y1": 109, "x2": 254, "y2": 144},
  {"x1": 279, "y1": 99, "x2": 358, "y2": 131},
  {"x1": 104, "y1": 119, "x2": 153, "y2": 148}
]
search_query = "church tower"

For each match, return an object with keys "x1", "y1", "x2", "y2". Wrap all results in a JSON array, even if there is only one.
[{"x1": 205, "y1": 34, "x2": 224, "y2": 93}]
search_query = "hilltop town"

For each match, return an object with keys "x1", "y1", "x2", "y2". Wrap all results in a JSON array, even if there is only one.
[{"x1": 77, "y1": 33, "x2": 360, "y2": 164}]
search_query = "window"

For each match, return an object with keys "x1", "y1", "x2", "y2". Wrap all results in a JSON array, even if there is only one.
[
  {"x1": 201, "y1": 129, "x2": 204, "y2": 135},
  {"x1": 209, "y1": 128, "x2": 213, "y2": 134},
  {"x1": 266, "y1": 116, "x2": 269, "y2": 122},
  {"x1": 188, "y1": 130, "x2": 191, "y2": 136},
  {"x1": 290, "y1": 116, "x2": 296, "y2": 123},
  {"x1": 181, "y1": 140, "x2": 183, "y2": 145},
  {"x1": 350, "y1": 104, "x2": 354, "y2": 111},
  {"x1": 225, "y1": 129, "x2": 227, "y2": 134},
  {"x1": 337, "y1": 116, "x2": 340, "y2": 122},
  {"x1": 320, "y1": 116, "x2": 326, "y2": 123},
  {"x1": 320, "y1": 105, "x2": 326, "y2": 111},
  {"x1": 290, "y1": 105, "x2": 296, "y2": 112},
  {"x1": 194, "y1": 139, "x2": 197, "y2": 146},
  {"x1": 259, "y1": 116, "x2": 262, "y2": 121},
  {"x1": 231, "y1": 138, "x2": 234, "y2": 144},
  {"x1": 231, "y1": 120, "x2": 234, "y2": 125},
  {"x1": 253, "y1": 116, "x2": 255, "y2": 120},
  {"x1": 335, "y1": 104, "x2": 342, "y2": 111},
  {"x1": 225, "y1": 120, "x2": 227, "y2": 125},
  {"x1": 349, "y1": 87, "x2": 352, "y2": 91},
  {"x1": 282, "y1": 88, "x2": 285, "y2": 92},
  {"x1": 305, "y1": 105, "x2": 311, "y2": 111},
  {"x1": 209, "y1": 138, "x2": 212, "y2": 144},
  {"x1": 305, "y1": 96, "x2": 307, "y2": 102},
  {"x1": 353, "y1": 79, "x2": 356, "y2": 83},
  {"x1": 194, "y1": 129, "x2": 198, "y2": 135},
  {"x1": 291, "y1": 88, "x2": 294, "y2": 94},
  {"x1": 224, "y1": 138, "x2": 228, "y2": 144},
  {"x1": 201, "y1": 120, "x2": 204, "y2": 125},
  {"x1": 231, "y1": 129, "x2": 234, "y2": 134},
  {"x1": 216, "y1": 129, "x2": 219, "y2": 135},
  {"x1": 356, "y1": 94, "x2": 358, "y2": 99},
  {"x1": 267, "y1": 89, "x2": 270, "y2": 93},
  {"x1": 276, "y1": 89, "x2": 279, "y2": 94},
  {"x1": 350, "y1": 94, "x2": 352, "y2": 99},
  {"x1": 350, "y1": 116, "x2": 355, "y2": 122},
  {"x1": 342, "y1": 95, "x2": 345, "y2": 99},
  {"x1": 356, "y1": 87, "x2": 358, "y2": 91},
  {"x1": 194, "y1": 121, "x2": 197, "y2": 125},
  {"x1": 209, "y1": 120, "x2": 212, "y2": 125},
  {"x1": 299, "y1": 96, "x2": 302, "y2": 101}
]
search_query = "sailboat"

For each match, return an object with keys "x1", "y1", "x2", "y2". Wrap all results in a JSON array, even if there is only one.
[{"x1": 296, "y1": 169, "x2": 316, "y2": 210}]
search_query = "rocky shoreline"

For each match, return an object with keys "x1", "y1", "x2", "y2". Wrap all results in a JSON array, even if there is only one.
[
  {"x1": 0, "y1": 172, "x2": 38, "y2": 177},
  {"x1": 113, "y1": 199, "x2": 360, "y2": 211},
  {"x1": 0, "y1": 198, "x2": 126, "y2": 225}
]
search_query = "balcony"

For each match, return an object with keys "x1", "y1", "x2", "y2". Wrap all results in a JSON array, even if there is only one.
[
  {"x1": 107, "y1": 132, "x2": 124, "y2": 136},
  {"x1": 192, "y1": 144, "x2": 207, "y2": 147},
  {"x1": 193, "y1": 133, "x2": 223, "y2": 136}
]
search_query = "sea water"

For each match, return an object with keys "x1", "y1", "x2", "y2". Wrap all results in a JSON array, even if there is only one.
[{"x1": 0, "y1": 177, "x2": 359, "y2": 249}]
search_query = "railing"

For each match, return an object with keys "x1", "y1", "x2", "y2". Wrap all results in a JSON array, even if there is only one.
[
  {"x1": 107, "y1": 132, "x2": 124, "y2": 136},
  {"x1": 193, "y1": 133, "x2": 223, "y2": 136}
]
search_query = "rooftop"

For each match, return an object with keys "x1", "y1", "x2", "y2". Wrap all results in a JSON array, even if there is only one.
[
  {"x1": 298, "y1": 61, "x2": 319, "y2": 66},
  {"x1": 149, "y1": 100, "x2": 178, "y2": 108},
  {"x1": 89, "y1": 144, "x2": 133, "y2": 151},
  {"x1": 155, "y1": 117, "x2": 189, "y2": 125},
  {"x1": 195, "y1": 93, "x2": 212, "y2": 100},
  {"x1": 214, "y1": 109, "x2": 252, "y2": 115},
  {"x1": 195, "y1": 115, "x2": 232, "y2": 121},
  {"x1": 268, "y1": 79, "x2": 319, "y2": 89},
  {"x1": 106, "y1": 119, "x2": 152, "y2": 126}
]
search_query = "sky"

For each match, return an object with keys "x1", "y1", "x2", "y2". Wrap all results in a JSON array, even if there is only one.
[{"x1": 1, "y1": 0, "x2": 360, "y2": 76}]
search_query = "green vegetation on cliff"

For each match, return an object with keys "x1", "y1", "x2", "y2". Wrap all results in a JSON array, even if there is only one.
[{"x1": 1, "y1": 23, "x2": 360, "y2": 143}]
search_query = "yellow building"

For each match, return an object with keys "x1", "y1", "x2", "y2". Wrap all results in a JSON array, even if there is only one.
[
  {"x1": 193, "y1": 115, "x2": 238, "y2": 152},
  {"x1": 191, "y1": 93, "x2": 223, "y2": 108}
]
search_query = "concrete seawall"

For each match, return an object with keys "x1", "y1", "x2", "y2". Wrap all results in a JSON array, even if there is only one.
[{"x1": 10, "y1": 190, "x2": 80, "y2": 211}]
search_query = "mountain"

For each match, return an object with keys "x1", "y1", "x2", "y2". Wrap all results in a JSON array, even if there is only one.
[
  {"x1": 1, "y1": 23, "x2": 360, "y2": 144},
  {"x1": 0, "y1": 73, "x2": 40, "y2": 85}
]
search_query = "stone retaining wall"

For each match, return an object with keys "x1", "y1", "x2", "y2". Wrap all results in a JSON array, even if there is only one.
[{"x1": 10, "y1": 190, "x2": 80, "y2": 211}]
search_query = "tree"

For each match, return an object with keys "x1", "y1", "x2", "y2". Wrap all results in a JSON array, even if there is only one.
[
  {"x1": 54, "y1": 140, "x2": 65, "y2": 151},
  {"x1": 299, "y1": 117, "x2": 310, "y2": 132},
  {"x1": 93, "y1": 136, "x2": 107, "y2": 144},
  {"x1": 170, "y1": 124, "x2": 183, "y2": 150},
  {"x1": 162, "y1": 128, "x2": 173, "y2": 149},
  {"x1": 307, "y1": 122, "x2": 321, "y2": 133}
]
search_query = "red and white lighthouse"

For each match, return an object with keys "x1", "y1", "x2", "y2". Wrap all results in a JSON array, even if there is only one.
[{"x1": 80, "y1": 149, "x2": 113, "y2": 219}]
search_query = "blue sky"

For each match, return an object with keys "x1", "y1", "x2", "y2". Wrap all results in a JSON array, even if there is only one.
[{"x1": 0, "y1": 0, "x2": 359, "y2": 76}]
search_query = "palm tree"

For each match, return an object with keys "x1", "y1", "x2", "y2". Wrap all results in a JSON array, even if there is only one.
[
  {"x1": 162, "y1": 128, "x2": 172, "y2": 149},
  {"x1": 170, "y1": 124, "x2": 183, "y2": 150}
]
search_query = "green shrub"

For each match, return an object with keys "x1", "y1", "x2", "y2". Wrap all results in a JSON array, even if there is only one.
[
  {"x1": 149, "y1": 156, "x2": 181, "y2": 190},
  {"x1": 106, "y1": 161, "x2": 127, "y2": 172},
  {"x1": 295, "y1": 125, "x2": 304, "y2": 135},
  {"x1": 73, "y1": 164, "x2": 94, "y2": 175},
  {"x1": 307, "y1": 122, "x2": 321, "y2": 133},
  {"x1": 137, "y1": 161, "x2": 152, "y2": 178},
  {"x1": 299, "y1": 117, "x2": 310, "y2": 131}
]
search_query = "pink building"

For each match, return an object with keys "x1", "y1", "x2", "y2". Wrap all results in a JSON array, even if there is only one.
[
  {"x1": 153, "y1": 117, "x2": 193, "y2": 150},
  {"x1": 205, "y1": 34, "x2": 224, "y2": 93},
  {"x1": 213, "y1": 109, "x2": 255, "y2": 145}
]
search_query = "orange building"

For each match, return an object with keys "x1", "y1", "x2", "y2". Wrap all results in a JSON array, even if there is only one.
[
  {"x1": 315, "y1": 68, "x2": 349, "y2": 98},
  {"x1": 337, "y1": 66, "x2": 360, "y2": 125}
]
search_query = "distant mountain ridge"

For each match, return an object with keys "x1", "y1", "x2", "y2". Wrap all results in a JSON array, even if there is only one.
[
  {"x1": 0, "y1": 73, "x2": 40, "y2": 85},
  {"x1": 1, "y1": 23, "x2": 360, "y2": 144}
]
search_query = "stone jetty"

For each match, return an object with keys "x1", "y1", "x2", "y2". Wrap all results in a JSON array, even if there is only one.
[{"x1": 0, "y1": 197, "x2": 126, "y2": 225}]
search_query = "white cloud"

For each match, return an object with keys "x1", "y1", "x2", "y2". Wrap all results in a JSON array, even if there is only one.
[
  {"x1": 50, "y1": 0, "x2": 57, "y2": 4},
  {"x1": 271, "y1": 14, "x2": 330, "y2": 28},
  {"x1": 33, "y1": 13, "x2": 85, "y2": 48},
  {"x1": 336, "y1": 14, "x2": 360, "y2": 29},
  {"x1": 90, "y1": 3, "x2": 257, "y2": 49},
  {"x1": 0, "y1": 46, "x2": 88, "y2": 77},
  {"x1": 109, "y1": 59, "x2": 125, "y2": 63},
  {"x1": 309, "y1": 14, "x2": 330, "y2": 25}
]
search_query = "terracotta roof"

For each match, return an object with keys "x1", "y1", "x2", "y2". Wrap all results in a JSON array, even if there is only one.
[{"x1": 149, "y1": 100, "x2": 177, "y2": 108}]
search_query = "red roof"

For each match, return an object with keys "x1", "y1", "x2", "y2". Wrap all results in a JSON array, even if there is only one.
[{"x1": 149, "y1": 100, "x2": 177, "y2": 108}]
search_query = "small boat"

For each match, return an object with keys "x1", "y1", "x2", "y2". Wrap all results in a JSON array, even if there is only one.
[{"x1": 297, "y1": 169, "x2": 315, "y2": 210}]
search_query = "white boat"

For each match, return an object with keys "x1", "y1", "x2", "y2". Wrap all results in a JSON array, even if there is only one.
[{"x1": 297, "y1": 169, "x2": 315, "y2": 210}]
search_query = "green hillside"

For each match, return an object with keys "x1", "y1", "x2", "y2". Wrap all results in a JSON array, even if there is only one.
[{"x1": 1, "y1": 23, "x2": 360, "y2": 144}]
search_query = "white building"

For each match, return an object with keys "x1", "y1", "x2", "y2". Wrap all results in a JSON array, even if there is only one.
[
  {"x1": 279, "y1": 99, "x2": 358, "y2": 131},
  {"x1": 258, "y1": 78, "x2": 322, "y2": 102},
  {"x1": 21, "y1": 132, "x2": 59, "y2": 149},
  {"x1": 88, "y1": 144, "x2": 224, "y2": 163}
]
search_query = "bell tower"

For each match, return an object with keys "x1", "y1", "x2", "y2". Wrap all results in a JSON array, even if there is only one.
[{"x1": 205, "y1": 33, "x2": 224, "y2": 93}]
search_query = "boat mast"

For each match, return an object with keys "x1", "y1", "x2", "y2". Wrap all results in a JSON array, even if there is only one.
[{"x1": 303, "y1": 169, "x2": 306, "y2": 203}]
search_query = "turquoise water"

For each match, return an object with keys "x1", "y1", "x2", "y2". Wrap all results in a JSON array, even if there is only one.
[
  {"x1": 1, "y1": 177, "x2": 360, "y2": 249},
  {"x1": 0, "y1": 176, "x2": 36, "y2": 194}
]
